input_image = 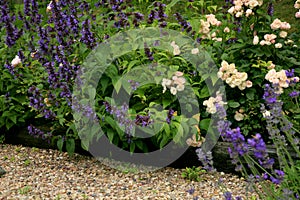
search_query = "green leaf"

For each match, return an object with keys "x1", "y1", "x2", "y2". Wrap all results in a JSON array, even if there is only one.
[
  {"x1": 165, "y1": 0, "x2": 181, "y2": 14},
  {"x1": 88, "y1": 87, "x2": 96, "y2": 99},
  {"x1": 66, "y1": 138, "x2": 75, "y2": 156},
  {"x1": 199, "y1": 119, "x2": 210, "y2": 131},
  {"x1": 198, "y1": 86, "x2": 210, "y2": 98},
  {"x1": 130, "y1": 143, "x2": 135, "y2": 153},
  {"x1": 107, "y1": 129, "x2": 114, "y2": 143},
  {"x1": 160, "y1": 135, "x2": 170, "y2": 149},
  {"x1": 136, "y1": 140, "x2": 147, "y2": 152},
  {"x1": 173, "y1": 123, "x2": 184, "y2": 143},
  {"x1": 228, "y1": 101, "x2": 240, "y2": 108},
  {"x1": 81, "y1": 139, "x2": 89, "y2": 151},
  {"x1": 57, "y1": 138, "x2": 64, "y2": 152},
  {"x1": 246, "y1": 90, "x2": 255, "y2": 100}
]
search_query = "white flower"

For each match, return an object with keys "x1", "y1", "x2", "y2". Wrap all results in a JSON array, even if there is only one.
[
  {"x1": 253, "y1": 35, "x2": 259, "y2": 45},
  {"x1": 248, "y1": 0, "x2": 259, "y2": 9},
  {"x1": 296, "y1": 11, "x2": 300, "y2": 18},
  {"x1": 275, "y1": 43, "x2": 283, "y2": 48},
  {"x1": 176, "y1": 84, "x2": 185, "y2": 92},
  {"x1": 173, "y1": 46, "x2": 180, "y2": 55},
  {"x1": 173, "y1": 76, "x2": 186, "y2": 85},
  {"x1": 11, "y1": 55, "x2": 21, "y2": 67},
  {"x1": 191, "y1": 48, "x2": 199, "y2": 54},
  {"x1": 235, "y1": 11, "x2": 243, "y2": 18},
  {"x1": 223, "y1": 27, "x2": 230, "y2": 33},
  {"x1": 170, "y1": 87, "x2": 177, "y2": 95},
  {"x1": 174, "y1": 71, "x2": 184, "y2": 77},
  {"x1": 46, "y1": 1, "x2": 52, "y2": 12},
  {"x1": 246, "y1": 9, "x2": 253, "y2": 17},
  {"x1": 279, "y1": 31, "x2": 288, "y2": 38},
  {"x1": 270, "y1": 18, "x2": 282, "y2": 30},
  {"x1": 228, "y1": 6, "x2": 235, "y2": 14},
  {"x1": 162, "y1": 78, "x2": 172, "y2": 86},
  {"x1": 262, "y1": 110, "x2": 271, "y2": 118},
  {"x1": 171, "y1": 41, "x2": 181, "y2": 55},
  {"x1": 234, "y1": 112, "x2": 244, "y2": 121}
]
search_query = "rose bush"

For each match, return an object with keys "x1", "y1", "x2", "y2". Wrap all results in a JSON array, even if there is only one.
[{"x1": 0, "y1": 0, "x2": 299, "y2": 198}]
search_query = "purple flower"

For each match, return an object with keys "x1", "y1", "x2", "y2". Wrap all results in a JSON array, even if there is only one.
[
  {"x1": 195, "y1": 148, "x2": 216, "y2": 172},
  {"x1": 267, "y1": 2, "x2": 274, "y2": 16},
  {"x1": 270, "y1": 170, "x2": 284, "y2": 184},
  {"x1": 166, "y1": 108, "x2": 175, "y2": 124},
  {"x1": 224, "y1": 191, "x2": 232, "y2": 200},
  {"x1": 289, "y1": 91, "x2": 300, "y2": 98}
]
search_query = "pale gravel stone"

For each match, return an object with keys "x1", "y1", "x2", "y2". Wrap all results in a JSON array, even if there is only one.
[{"x1": 0, "y1": 144, "x2": 261, "y2": 199}]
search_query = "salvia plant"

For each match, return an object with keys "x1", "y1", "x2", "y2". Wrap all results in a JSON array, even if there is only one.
[{"x1": 0, "y1": 0, "x2": 300, "y2": 199}]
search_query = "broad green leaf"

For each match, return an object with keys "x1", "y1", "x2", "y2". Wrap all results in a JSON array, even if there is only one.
[
  {"x1": 228, "y1": 101, "x2": 240, "y2": 108},
  {"x1": 200, "y1": 119, "x2": 211, "y2": 131},
  {"x1": 57, "y1": 138, "x2": 64, "y2": 152},
  {"x1": 66, "y1": 139, "x2": 75, "y2": 156}
]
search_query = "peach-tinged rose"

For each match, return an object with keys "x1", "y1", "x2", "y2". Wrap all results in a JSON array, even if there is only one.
[
  {"x1": 280, "y1": 22, "x2": 291, "y2": 30},
  {"x1": 246, "y1": 80, "x2": 253, "y2": 88},
  {"x1": 267, "y1": 61, "x2": 276, "y2": 69},
  {"x1": 253, "y1": 35, "x2": 259, "y2": 45},
  {"x1": 264, "y1": 34, "x2": 277, "y2": 42},
  {"x1": 270, "y1": 18, "x2": 282, "y2": 30},
  {"x1": 295, "y1": 2, "x2": 300, "y2": 9},
  {"x1": 174, "y1": 71, "x2": 184, "y2": 77},
  {"x1": 173, "y1": 77, "x2": 186, "y2": 85},
  {"x1": 260, "y1": 40, "x2": 267, "y2": 45},
  {"x1": 234, "y1": 5, "x2": 242, "y2": 11},
  {"x1": 234, "y1": 0, "x2": 243, "y2": 7},
  {"x1": 265, "y1": 69, "x2": 277, "y2": 81}
]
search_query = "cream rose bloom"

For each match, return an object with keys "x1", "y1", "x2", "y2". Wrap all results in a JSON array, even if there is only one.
[
  {"x1": 270, "y1": 18, "x2": 282, "y2": 30},
  {"x1": 253, "y1": 35, "x2": 259, "y2": 45},
  {"x1": 279, "y1": 31, "x2": 288, "y2": 38},
  {"x1": 234, "y1": 112, "x2": 244, "y2": 121},
  {"x1": 275, "y1": 43, "x2": 283, "y2": 48},
  {"x1": 248, "y1": 0, "x2": 259, "y2": 9},
  {"x1": 223, "y1": 27, "x2": 230, "y2": 33},
  {"x1": 191, "y1": 48, "x2": 199, "y2": 54},
  {"x1": 11, "y1": 55, "x2": 21, "y2": 67}
]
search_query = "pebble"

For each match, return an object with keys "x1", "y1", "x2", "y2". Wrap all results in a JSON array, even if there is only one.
[{"x1": 0, "y1": 144, "x2": 261, "y2": 199}]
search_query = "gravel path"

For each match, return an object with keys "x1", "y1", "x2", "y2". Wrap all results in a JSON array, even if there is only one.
[{"x1": 0, "y1": 144, "x2": 260, "y2": 200}]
